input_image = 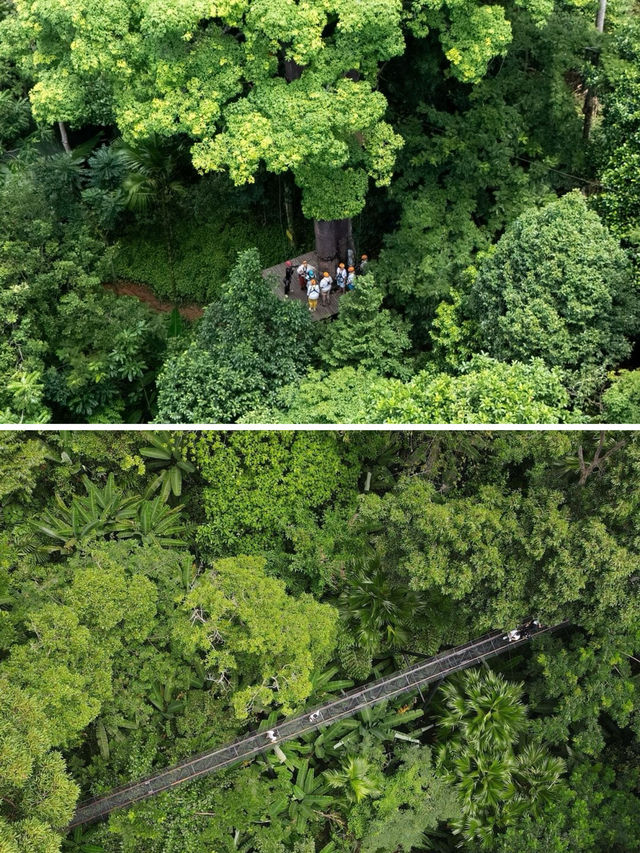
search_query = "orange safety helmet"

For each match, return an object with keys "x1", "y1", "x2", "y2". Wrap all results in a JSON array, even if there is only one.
[
  {"x1": 323, "y1": 271, "x2": 329, "y2": 276},
  {"x1": 361, "y1": 254, "x2": 368, "y2": 260},
  {"x1": 338, "y1": 262, "x2": 345, "y2": 269},
  {"x1": 348, "y1": 266, "x2": 355, "y2": 272}
]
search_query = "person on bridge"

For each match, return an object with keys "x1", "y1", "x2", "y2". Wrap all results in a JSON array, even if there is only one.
[
  {"x1": 266, "y1": 730, "x2": 278, "y2": 743},
  {"x1": 506, "y1": 629, "x2": 521, "y2": 642},
  {"x1": 358, "y1": 254, "x2": 369, "y2": 275},
  {"x1": 320, "y1": 272, "x2": 333, "y2": 306},
  {"x1": 309, "y1": 711, "x2": 323, "y2": 723},
  {"x1": 336, "y1": 262, "x2": 347, "y2": 293},
  {"x1": 307, "y1": 278, "x2": 320, "y2": 311}
]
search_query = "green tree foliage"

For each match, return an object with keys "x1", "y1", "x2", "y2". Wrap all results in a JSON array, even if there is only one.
[
  {"x1": 156, "y1": 249, "x2": 313, "y2": 423},
  {"x1": 464, "y1": 192, "x2": 637, "y2": 397},
  {"x1": 0, "y1": 0, "x2": 32, "y2": 155},
  {"x1": 352, "y1": 746, "x2": 460, "y2": 853},
  {"x1": 375, "y1": 0, "x2": 589, "y2": 338},
  {"x1": 526, "y1": 627, "x2": 640, "y2": 757},
  {"x1": 0, "y1": 167, "x2": 166, "y2": 423},
  {"x1": 189, "y1": 431, "x2": 359, "y2": 587},
  {"x1": 601, "y1": 369, "x2": 640, "y2": 423},
  {"x1": 593, "y1": 13, "x2": 640, "y2": 250},
  {"x1": 490, "y1": 758, "x2": 640, "y2": 853},
  {"x1": 370, "y1": 355, "x2": 574, "y2": 423},
  {"x1": 4, "y1": 0, "x2": 534, "y2": 224},
  {"x1": 245, "y1": 366, "x2": 389, "y2": 424},
  {"x1": 350, "y1": 474, "x2": 640, "y2": 638},
  {"x1": 0, "y1": 538, "x2": 161, "y2": 850},
  {"x1": 375, "y1": 185, "x2": 490, "y2": 332},
  {"x1": 173, "y1": 556, "x2": 338, "y2": 718},
  {"x1": 317, "y1": 275, "x2": 412, "y2": 377},
  {"x1": 0, "y1": 677, "x2": 79, "y2": 852},
  {"x1": 436, "y1": 668, "x2": 565, "y2": 847},
  {"x1": 259, "y1": 357, "x2": 574, "y2": 424}
]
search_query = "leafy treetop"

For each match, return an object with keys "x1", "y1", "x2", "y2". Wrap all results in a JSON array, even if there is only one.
[{"x1": 6, "y1": 0, "x2": 551, "y2": 219}]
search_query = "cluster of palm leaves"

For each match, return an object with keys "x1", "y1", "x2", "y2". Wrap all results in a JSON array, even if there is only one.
[
  {"x1": 337, "y1": 552, "x2": 430, "y2": 655},
  {"x1": 139, "y1": 432, "x2": 195, "y2": 502},
  {"x1": 436, "y1": 668, "x2": 565, "y2": 847},
  {"x1": 254, "y1": 695, "x2": 427, "y2": 833},
  {"x1": 267, "y1": 754, "x2": 381, "y2": 833},
  {"x1": 34, "y1": 473, "x2": 187, "y2": 553}
]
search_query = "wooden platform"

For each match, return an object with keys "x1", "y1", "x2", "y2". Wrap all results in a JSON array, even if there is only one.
[{"x1": 262, "y1": 251, "x2": 341, "y2": 320}]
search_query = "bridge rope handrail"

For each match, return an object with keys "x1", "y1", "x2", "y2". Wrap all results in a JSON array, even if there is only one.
[{"x1": 68, "y1": 621, "x2": 567, "y2": 827}]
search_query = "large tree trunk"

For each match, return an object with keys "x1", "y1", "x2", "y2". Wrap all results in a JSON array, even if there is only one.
[
  {"x1": 283, "y1": 178, "x2": 296, "y2": 248},
  {"x1": 285, "y1": 60, "x2": 359, "y2": 265},
  {"x1": 314, "y1": 218, "x2": 354, "y2": 266},
  {"x1": 58, "y1": 120, "x2": 72, "y2": 153},
  {"x1": 282, "y1": 59, "x2": 303, "y2": 249},
  {"x1": 583, "y1": 0, "x2": 607, "y2": 141}
]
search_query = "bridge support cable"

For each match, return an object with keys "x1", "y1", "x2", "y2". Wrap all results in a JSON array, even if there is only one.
[{"x1": 68, "y1": 622, "x2": 566, "y2": 827}]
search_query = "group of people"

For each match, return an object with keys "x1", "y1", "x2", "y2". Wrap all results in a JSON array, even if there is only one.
[
  {"x1": 282, "y1": 254, "x2": 369, "y2": 311},
  {"x1": 265, "y1": 709, "x2": 323, "y2": 744},
  {"x1": 505, "y1": 619, "x2": 542, "y2": 643}
]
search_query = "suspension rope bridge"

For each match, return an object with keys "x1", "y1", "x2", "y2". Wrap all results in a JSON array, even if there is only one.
[{"x1": 69, "y1": 621, "x2": 566, "y2": 827}]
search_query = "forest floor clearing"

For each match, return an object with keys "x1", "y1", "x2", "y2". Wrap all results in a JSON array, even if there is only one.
[
  {"x1": 105, "y1": 252, "x2": 341, "y2": 324},
  {"x1": 103, "y1": 280, "x2": 205, "y2": 321}
]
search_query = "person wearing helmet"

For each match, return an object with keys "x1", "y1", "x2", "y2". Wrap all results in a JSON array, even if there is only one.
[
  {"x1": 297, "y1": 261, "x2": 308, "y2": 291},
  {"x1": 307, "y1": 278, "x2": 320, "y2": 311},
  {"x1": 358, "y1": 254, "x2": 369, "y2": 275},
  {"x1": 319, "y1": 271, "x2": 333, "y2": 306},
  {"x1": 283, "y1": 260, "x2": 293, "y2": 296},
  {"x1": 346, "y1": 266, "x2": 356, "y2": 291},
  {"x1": 335, "y1": 262, "x2": 347, "y2": 294}
]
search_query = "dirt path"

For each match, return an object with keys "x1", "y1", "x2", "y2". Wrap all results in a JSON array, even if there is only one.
[{"x1": 104, "y1": 280, "x2": 205, "y2": 321}]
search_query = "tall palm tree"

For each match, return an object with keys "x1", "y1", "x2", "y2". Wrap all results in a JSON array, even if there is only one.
[
  {"x1": 438, "y1": 668, "x2": 527, "y2": 758},
  {"x1": 338, "y1": 554, "x2": 427, "y2": 656},
  {"x1": 511, "y1": 742, "x2": 565, "y2": 816},
  {"x1": 436, "y1": 668, "x2": 565, "y2": 848}
]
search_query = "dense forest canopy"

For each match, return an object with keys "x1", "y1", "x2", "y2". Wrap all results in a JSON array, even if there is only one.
[
  {"x1": 0, "y1": 429, "x2": 639, "y2": 851},
  {"x1": 1, "y1": 1, "x2": 640, "y2": 423}
]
